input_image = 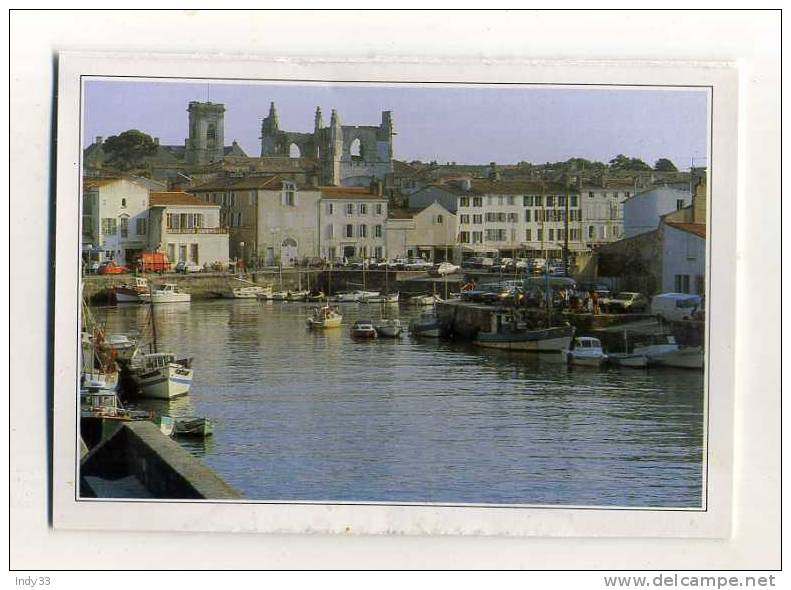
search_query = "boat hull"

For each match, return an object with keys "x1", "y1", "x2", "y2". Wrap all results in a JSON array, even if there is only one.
[
  {"x1": 133, "y1": 365, "x2": 193, "y2": 399},
  {"x1": 307, "y1": 317, "x2": 343, "y2": 329},
  {"x1": 114, "y1": 290, "x2": 143, "y2": 303},
  {"x1": 139, "y1": 293, "x2": 191, "y2": 303},
  {"x1": 651, "y1": 348, "x2": 704, "y2": 369},
  {"x1": 475, "y1": 325, "x2": 575, "y2": 352},
  {"x1": 608, "y1": 353, "x2": 649, "y2": 368},
  {"x1": 222, "y1": 287, "x2": 271, "y2": 299}
]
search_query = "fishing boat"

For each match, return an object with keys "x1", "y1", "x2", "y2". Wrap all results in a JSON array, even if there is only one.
[
  {"x1": 171, "y1": 416, "x2": 215, "y2": 437},
  {"x1": 408, "y1": 293, "x2": 443, "y2": 306},
  {"x1": 632, "y1": 335, "x2": 704, "y2": 369},
  {"x1": 222, "y1": 285, "x2": 272, "y2": 299},
  {"x1": 408, "y1": 309, "x2": 443, "y2": 338},
  {"x1": 138, "y1": 283, "x2": 191, "y2": 303},
  {"x1": 374, "y1": 318, "x2": 404, "y2": 338},
  {"x1": 80, "y1": 387, "x2": 151, "y2": 421},
  {"x1": 306, "y1": 290, "x2": 326, "y2": 302},
  {"x1": 351, "y1": 320, "x2": 378, "y2": 339},
  {"x1": 113, "y1": 277, "x2": 149, "y2": 303},
  {"x1": 306, "y1": 305, "x2": 343, "y2": 329},
  {"x1": 128, "y1": 351, "x2": 194, "y2": 399},
  {"x1": 101, "y1": 333, "x2": 138, "y2": 364},
  {"x1": 270, "y1": 291, "x2": 290, "y2": 301},
  {"x1": 474, "y1": 310, "x2": 575, "y2": 352},
  {"x1": 562, "y1": 336, "x2": 608, "y2": 367},
  {"x1": 607, "y1": 352, "x2": 649, "y2": 368},
  {"x1": 361, "y1": 291, "x2": 399, "y2": 304},
  {"x1": 287, "y1": 290, "x2": 310, "y2": 302}
]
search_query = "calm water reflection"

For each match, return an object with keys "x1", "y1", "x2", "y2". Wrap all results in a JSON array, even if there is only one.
[{"x1": 95, "y1": 299, "x2": 705, "y2": 507}]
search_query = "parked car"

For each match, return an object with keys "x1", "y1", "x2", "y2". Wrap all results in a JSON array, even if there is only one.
[
  {"x1": 651, "y1": 293, "x2": 702, "y2": 322},
  {"x1": 430, "y1": 262, "x2": 461, "y2": 276},
  {"x1": 530, "y1": 258, "x2": 547, "y2": 272},
  {"x1": 405, "y1": 258, "x2": 433, "y2": 271},
  {"x1": 175, "y1": 260, "x2": 203, "y2": 273},
  {"x1": 605, "y1": 292, "x2": 649, "y2": 313},
  {"x1": 97, "y1": 261, "x2": 127, "y2": 275}
]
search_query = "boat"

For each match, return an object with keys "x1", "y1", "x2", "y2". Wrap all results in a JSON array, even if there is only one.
[
  {"x1": 222, "y1": 285, "x2": 272, "y2": 299},
  {"x1": 80, "y1": 386, "x2": 151, "y2": 421},
  {"x1": 374, "y1": 318, "x2": 404, "y2": 338},
  {"x1": 113, "y1": 277, "x2": 149, "y2": 303},
  {"x1": 361, "y1": 292, "x2": 399, "y2": 304},
  {"x1": 138, "y1": 283, "x2": 191, "y2": 303},
  {"x1": 128, "y1": 351, "x2": 194, "y2": 399},
  {"x1": 632, "y1": 335, "x2": 704, "y2": 369},
  {"x1": 306, "y1": 305, "x2": 343, "y2": 329},
  {"x1": 287, "y1": 290, "x2": 310, "y2": 302},
  {"x1": 171, "y1": 416, "x2": 215, "y2": 437},
  {"x1": 563, "y1": 336, "x2": 608, "y2": 367},
  {"x1": 351, "y1": 320, "x2": 378, "y2": 339},
  {"x1": 408, "y1": 293, "x2": 443, "y2": 306},
  {"x1": 306, "y1": 290, "x2": 326, "y2": 302},
  {"x1": 474, "y1": 310, "x2": 575, "y2": 352},
  {"x1": 607, "y1": 352, "x2": 649, "y2": 368},
  {"x1": 409, "y1": 309, "x2": 443, "y2": 338},
  {"x1": 270, "y1": 291, "x2": 290, "y2": 301},
  {"x1": 101, "y1": 333, "x2": 138, "y2": 364}
]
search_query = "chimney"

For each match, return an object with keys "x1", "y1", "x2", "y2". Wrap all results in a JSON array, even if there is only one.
[
  {"x1": 95, "y1": 136, "x2": 103, "y2": 145},
  {"x1": 460, "y1": 177, "x2": 472, "y2": 191},
  {"x1": 488, "y1": 162, "x2": 500, "y2": 181},
  {"x1": 692, "y1": 175, "x2": 707, "y2": 225}
]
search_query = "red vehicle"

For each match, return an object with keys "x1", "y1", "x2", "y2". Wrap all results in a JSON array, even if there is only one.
[
  {"x1": 97, "y1": 261, "x2": 128, "y2": 275},
  {"x1": 135, "y1": 251, "x2": 171, "y2": 273}
]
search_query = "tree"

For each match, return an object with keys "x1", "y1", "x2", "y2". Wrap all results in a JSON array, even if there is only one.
[
  {"x1": 654, "y1": 158, "x2": 678, "y2": 172},
  {"x1": 102, "y1": 129, "x2": 158, "y2": 171},
  {"x1": 609, "y1": 154, "x2": 652, "y2": 171}
]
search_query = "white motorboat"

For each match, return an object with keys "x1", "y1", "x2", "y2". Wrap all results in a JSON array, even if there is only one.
[
  {"x1": 113, "y1": 277, "x2": 149, "y2": 303},
  {"x1": 562, "y1": 336, "x2": 607, "y2": 367},
  {"x1": 350, "y1": 320, "x2": 378, "y2": 339},
  {"x1": 138, "y1": 283, "x2": 191, "y2": 303},
  {"x1": 287, "y1": 290, "x2": 310, "y2": 302},
  {"x1": 222, "y1": 285, "x2": 272, "y2": 299},
  {"x1": 270, "y1": 291, "x2": 291, "y2": 301},
  {"x1": 408, "y1": 294, "x2": 444, "y2": 306},
  {"x1": 306, "y1": 305, "x2": 343, "y2": 329},
  {"x1": 409, "y1": 310, "x2": 443, "y2": 338},
  {"x1": 374, "y1": 318, "x2": 404, "y2": 338},
  {"x1": 361, "y1": 292, "x2": 399, "y2": 304},
  {"x1": 333, "y1": 291, "x2": 364, "y2": 303},
  {"x1": 128, "y1": 351, "x2": 194, "y2": 399}
]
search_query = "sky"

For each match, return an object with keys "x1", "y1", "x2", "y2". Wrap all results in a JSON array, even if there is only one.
[{"x1": 83, "y1": 79, "x2": 709, "y2": 168}]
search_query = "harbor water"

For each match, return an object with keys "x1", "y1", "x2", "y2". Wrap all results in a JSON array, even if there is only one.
[{"x1": 95, "y1": 299, "x2": 705, "y2": 508}]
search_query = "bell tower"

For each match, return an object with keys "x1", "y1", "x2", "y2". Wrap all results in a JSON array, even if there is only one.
[{"x1": 185, "y1": 101, "x2": 226, "y2": 166}]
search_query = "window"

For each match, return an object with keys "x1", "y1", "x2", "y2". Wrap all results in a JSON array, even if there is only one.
[
  {"x1": 359, "y1": 204, "x2": 368, "y2": 215},
  {"x1": 167, "y1": 243, "x2": 175, "y2": 261},
  {"x1": 510, "y1": 228, "x2": 516, "y2": 242},
  {"x1": 472, "y1": 231, "x2": 483, "y2": 243},
  {"x1": 121, "y1": 198, "x2": 127, "y2": 208},
  {"x1": 473, "y1": 214, "x2": 483, "y2": 224},
  {"x1": 345, "y1": 203, "x2": 354, "y2": 215},
  {"x1": 676, "y1": 199, "x2": 685, "y2": 211},
  {"x1": 524, "y1": 209, "x2": 531, "y2": 222},
  {"x1": 359, "y1": 224, "x2": 368, "y2": 238},
  {"x1": 535, "y1": 195, "x2": 543, "y2": 207},
  {"x1": 674, "y1": 274, "x2": 691, "y2": 293},
  {"x1": 101, "y1": 218, "x2": 117, "y2": 235},
  {"x1": 119, "y1": 217, "x2": 128, "y2": 238},
  {"x1": 487, "y1": 196, "x2": 493, "y2": 206},
  {"x1": 436, "y1": 214, "x2": 443, "y2": 224},
  {"x1": 497, "y1": 213, "x2": 507, "y2": 222},
  {"x1": 602, "y1": 192, "x2": 608, "y2": 199},
  {"x1": 588, "y1": 191, "x2": 595, "y2": 199},
  {"x1": 472, "y1": 197, "x2": 483, "y2": 207},
  {"x1": 459, "y1": 231, "x2": 471, "y2": 243},
  {"x1": 345, "y1": 224, "x2": 354, "y2": 238},
  {"x1": 375, "y1": 246, "x2": 383, "y2": 259},
  {"x1": 136, "y1": 218, "x2": 147, "y2": 236},
  {"x1": 507, "y1": 212, "x2": 518, "y2": 223},
  {"x1": 327, "y1": 202, "x2": 335, "y2": 215},
  {"x1": 537, "y1": 228, "x2": 544, "y2": 241},
  {"x1": 546, "y1": 195, "x2": 555, "y2": 207},
  {"x1": 178, "y1": 245, "x2": 187, "y2": 262},
  {"x1": 485, "y1": 229, "x2": 496, "y2": 241},
  {"x1": 460, "y1": 214, "x2": 470, "y2": 224},
  {"x1": 190, "y1": 244, "x2": 199, "y2": 264},
  {"x1": 497, "y1": 196, "x2": 503, "y2": 205},
  {"x1": 523, "y1": 195, "x2": 533, "y2": 206},
  {"x1": 625, "y1": 192, "x2": 631, "y2": 199},
  {"x1": 558, "y1": 196, "x2": 566, "y2": 207},
  {"x1": 571, "y1": 195, "x2": 578, "y2": 207},
  {"x1": 459, "y1": 196, "x2": 470, "y2": 207},
  {"x1": 485, "y1": 212, "x2": 497, "y2": 222},
  {"x1": 506, "y1": 196, "x2": 515, "y2": 205},
  {"x1": 326, "y1": 224, "x2": 334, "y2": 239},
  {"x1": 525, "y1": 228, "x2": 532, "y2": 241},
  {"x1": 548, "y1": 228, "x2": 555, "y2": 241},
  {"x1": 376, "y1": 204, "x2": 383, "y2": 215},
  {"x1": 588, "y1": 226, "x2": 595, "y2": 239},
  {"x1": 375, "y1": 224, "x2": 382, "y2": 238},
  {"x1": 283, "y1": 183, "x2": 296, "y2": 206},
  {"x1": 230, "y1": 192, "x2": 237, "y2": 207}
]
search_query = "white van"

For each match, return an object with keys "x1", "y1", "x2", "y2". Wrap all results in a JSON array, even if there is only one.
[{"x1": 651, "y1": 293, "x2": 702, "y2": 322}]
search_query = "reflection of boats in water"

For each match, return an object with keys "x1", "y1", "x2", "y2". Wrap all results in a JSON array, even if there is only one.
[
  {"x1": 306, "y1": 305, "x2": 343, "y2": 329},
  {"x1": 562, "y1": 336, "x2": 607, "y2": 367}
]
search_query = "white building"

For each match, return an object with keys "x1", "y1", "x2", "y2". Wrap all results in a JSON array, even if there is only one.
[
  {"x1": 578, "y1": 181, "x2": 636, "y2": 246},
  {"x1": 147, "y1": 192, "x2": 229, "y2": 268},
  {"x1": 82, "y1": 177, "x2": 159, "y2": 266},
  {"x1": 385, "y1": 202, "x2": 457, "y2": 262},
  {"x1": 319, "y1": 186, "x2": 389, "y2": 261},
  {"x1": 623, "y1": 186, "x2": 693, "y2": 239},
  {"x1": 409, "y1": 179, "x2": 584, "y2": 260},
  {"x1": 661, "y1": 222, "x2": 706, "y2": 295}
]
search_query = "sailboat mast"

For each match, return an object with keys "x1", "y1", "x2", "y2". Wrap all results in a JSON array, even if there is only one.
[{"x1": 149, "y1": 285, "x2": 158, "y2": 354}]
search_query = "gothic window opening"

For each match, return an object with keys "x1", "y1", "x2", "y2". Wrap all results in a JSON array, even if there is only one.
[
  {"x1": 206, "y1": 123, "x2": 217, "y2": 146},
  {"x1": 350, "y1": 138, "x2": 363, "y2": 161},
  {"x1": 289, "y1": 143, "x2": 301, "y2": 159}
]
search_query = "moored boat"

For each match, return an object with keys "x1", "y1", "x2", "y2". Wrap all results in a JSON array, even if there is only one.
[
  {"x1": 408, "y1": 293, "x2": 443, "y2": 306},
  {"x1": 563, "y1": 336, "x2": 608, "y2": 367},
  {"x1": 287, "y1": 290, "x2": 310, "y2": 302},
  {"x1": 374, "y1": 318, "x2": 404, "y2": 338},
  {"x1": 128, "y1": 351, "x2": 194, "y2": 399},
  {"x1": 113, "y1": 277, "x2": 149, "y2": 303},
  {"x1": 222, "y1": 285, "x2": 272, "y2": 299},
  {"x1": 171, "y1": 416, "x2": 215, "y2": 437},
  {"x1": 306, "y1": 305, "x2": 343, "y2": 329},
  {"x1": 632, "y1": 335, "x2": 704, "y2": 369},
  {"x1": 138, "y1": 283, "x2": 191, "y2": 303},
  {"x1": 408, "y1": 309, "x2": 443, "y2": 338},
  {"x1": 608, "y1": 352, "x2": 649, "y2": 368},
  {"x1": 351, "y1": 320, "x2": 378, "y2": 339}
]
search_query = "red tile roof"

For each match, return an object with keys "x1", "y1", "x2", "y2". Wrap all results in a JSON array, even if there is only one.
[
  {"x1": 666, "y1": 222, "x2": 706, "y2": 239},
  {"x1": 149, "y1": 192, "x2": 217, "y2": 207}
]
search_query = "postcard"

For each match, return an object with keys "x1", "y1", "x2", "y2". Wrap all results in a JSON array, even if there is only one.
[{"x1": 50, "y1": 52, "x2": 738, "y2": 538}]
